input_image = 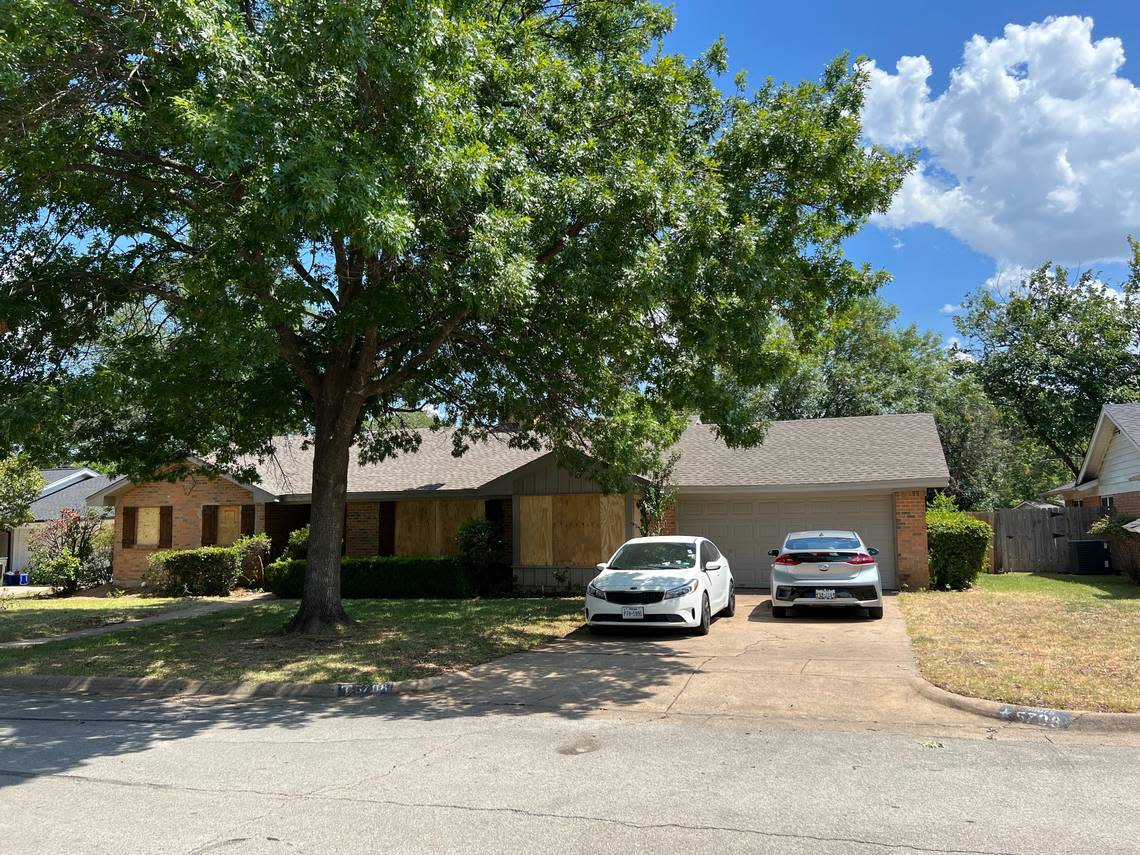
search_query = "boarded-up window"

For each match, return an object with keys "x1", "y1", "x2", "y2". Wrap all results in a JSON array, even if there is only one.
[
  {"x1": 217, "y1": 505, "x2": 242, "y2": 546},
  {"x1": 136, "y1": 507, "x2": 161, "y2": 547},
  {"x1": 394, "y1": 500, "x2": 484, "y2": 556},
  {"x1": 519, "y1": 496, "x2": 553, "y2": 565}
]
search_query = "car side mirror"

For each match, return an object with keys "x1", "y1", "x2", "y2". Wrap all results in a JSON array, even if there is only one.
[
  {"x1": 767, "y1": 548, "x2": 780, "y2": 557},
  {"x1": 704, "y1": 560, "x2": 722, "y2": 572},
  {"x1": 595, "y1": 563, "x2": 607, "y2": 572},
  {"x1": 868, "y1": 548, "x2": 879, "y2": 556}
]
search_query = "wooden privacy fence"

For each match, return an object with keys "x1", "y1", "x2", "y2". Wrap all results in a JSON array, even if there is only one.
[{"x1": 967, "y1": 507, "x2": 1104, "y2": 573}]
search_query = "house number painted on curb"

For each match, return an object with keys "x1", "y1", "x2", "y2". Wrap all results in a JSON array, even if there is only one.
[
  {"x1": 337, "y1": 682, "x2": 396, "y2": 696},
  {"x1": 997, "y1": 705, "x2": 1073, "y2": 729}
]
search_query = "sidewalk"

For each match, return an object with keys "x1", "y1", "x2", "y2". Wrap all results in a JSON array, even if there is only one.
[
  {"x1": 0, "y1": 593, "x2": 276, "y2": 650},
  {"x1": 0, "y1": 586, "x2": 54, "y2": 600}
]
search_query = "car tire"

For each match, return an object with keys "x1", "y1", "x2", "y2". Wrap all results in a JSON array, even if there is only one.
[
  {"x1": 867, "y1": 606, "x2": 884, "y2": 620},
  {"x1": 694, "y1": 594, "x2": 711, "y2": 636},
  {"x1": 722, "y1": 585, "x2": 736, "y2": 617},
  {"x1": 771, "y1": 605, "x2": 787, "y2": 618}
]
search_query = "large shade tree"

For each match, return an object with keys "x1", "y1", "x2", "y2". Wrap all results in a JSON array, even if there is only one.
[
  {"x1": 956, "y1": 246, "x2": 1140, "y2": 477},
  {"x1": 0, "y1": 0, "x2": 908, "y2": 630}
]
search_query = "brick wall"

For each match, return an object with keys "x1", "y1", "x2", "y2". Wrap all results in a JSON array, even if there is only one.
[
  {"x1": 112, "y1": 477, "x2": 258, "y2": 584},
  {"x1": 658, "y1": 505, "x2": 677, "y2": 536},
  {"x1": 1111, "y1": 491, "x2": 1140, "y2": 515},
  {"x1": 893, "y1": 489, "x2": 930, "y2": 589},
  {"x1": 345, "y1": 502, "x2": 380, "y2": 558}
]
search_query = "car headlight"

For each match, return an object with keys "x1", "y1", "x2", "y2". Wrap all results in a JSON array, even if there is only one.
[
  {"x1": 663, "y1": 579, "x2": 698, "y2": 600},
  {"x1": 587, "y1": 582, "x2": 606, "y2": 601}
]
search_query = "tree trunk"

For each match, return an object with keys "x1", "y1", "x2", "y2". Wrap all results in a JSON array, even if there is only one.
[{"x1": 287, "y1": 398, "x2": 360, "y2": 634}]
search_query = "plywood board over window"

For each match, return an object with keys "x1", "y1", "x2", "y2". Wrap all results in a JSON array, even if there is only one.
[
  {"x1": 600, "y1": 494, "x2": 627, "y2": 559},
  {"x1": 552, "y1": 495, "x2": 600, "y2": 566},
  {"x1": 519, "y1": 496, "x2": 553, "y2": 565},
  {"x1": 217, "y1": 505, "x2": 242, "y2": 546},
  {"x1": 394, "y1": 500, "x2": 486, "y2": 556},
  {"x1": 136, "y1": 507, "x2": 161, "y2": 547}
]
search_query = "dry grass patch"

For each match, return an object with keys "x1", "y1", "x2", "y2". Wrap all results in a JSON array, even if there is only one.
[
  {"x1": 900, "y1": 573, "x2": 1140, "y2": 713},
  {"x1": 0, "y1": 598, "x2": 585, "y2": 684}
]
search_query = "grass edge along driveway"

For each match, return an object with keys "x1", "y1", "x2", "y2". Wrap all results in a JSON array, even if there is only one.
[
  {"x1": 0, "y1": 598, "x2": 585, "y2": 685},
  {"x1": 0, "y1": 595, "x2": 203, "y2": 644},
  {"x1": 899, "y1": 573, "x2": 1140, "y2": 713}
]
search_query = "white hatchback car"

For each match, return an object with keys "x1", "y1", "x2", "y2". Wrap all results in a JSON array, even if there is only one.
[
  {"x1": 768, "y1": 530, "x2": 884, "y2": 619},
  {"x1": 585, "y1": 536, "x2": 736, "y2": 635}
]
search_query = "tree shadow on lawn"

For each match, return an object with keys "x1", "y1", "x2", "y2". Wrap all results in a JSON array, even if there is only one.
[{"x1": 0, "y1": 621, "x2": 699, "y2": 790}]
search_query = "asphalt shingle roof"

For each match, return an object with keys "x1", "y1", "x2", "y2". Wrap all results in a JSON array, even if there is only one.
[
  {"x1": 671, "y1": 414, "x2": 948, "y2": 489},
  {"x1": 1106, "y1": 403, "x2": 1140, "y2": 449},
  {"x1": 249, "y1": 413, "x2": 948, "y2": 497},
  {"x1": 30, "y1": 473, "x2": 115, "y2": 521}
]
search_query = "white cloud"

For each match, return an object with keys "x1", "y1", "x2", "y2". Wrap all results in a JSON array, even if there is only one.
[
  {"x1": 982, "y1": 264, "x2": 1031, "y2": 294},
  {"x1": 939, "y1": 303, "x2": 961, "y2": 315},
  {"x1": 945, "y1": 336, "x2": 977, "y2": 362},
  {"x1": 863, "y1": 16, "x2": 1140, "y2": 268}
]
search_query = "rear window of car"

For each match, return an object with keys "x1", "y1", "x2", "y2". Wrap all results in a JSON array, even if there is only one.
[
  {"x1": 785, "y1": 536, "x2": 861, "y2": 551},
  {"x1": 609, "y1": 542, "x2": 697, "y2": 570}
]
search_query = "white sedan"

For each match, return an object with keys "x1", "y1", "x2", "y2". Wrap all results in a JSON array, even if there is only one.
[
  {"x1": 585, "y1": 536, "x2": 736, "y2": 635},
  {"x1": 768, "y1": 529, "x2": 884, "y2": 619}
]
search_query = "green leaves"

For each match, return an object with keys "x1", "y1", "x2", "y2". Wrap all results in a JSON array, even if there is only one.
[
  {"x1": 1, "y1": 0, "x2": 908, "y2": 487},
  {"x1": 0, "y1": 456, "x2": 43, "y2": 530},
  {"x1": 956, "y1": 243, "x2": 1140, "y2": 476}
]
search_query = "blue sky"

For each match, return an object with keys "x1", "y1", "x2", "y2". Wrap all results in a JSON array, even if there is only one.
[{"x1": 666, "y1": 2, "x2": 1140, "y2": 341}]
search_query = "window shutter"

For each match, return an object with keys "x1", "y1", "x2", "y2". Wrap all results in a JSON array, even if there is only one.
[
  {"x1": 159, "y1": 506, "x2": 173, "y2": 548},
  {"x1": 122, "y1": 506, "x2": 138, "y2": 548},
  {"x1": 378, "y1": 502, "x2": 396, "y2": 556},
  {"x1": 241, "y1": 504, "x2": 255, "y2": 536},
  {"x1": 201, "y1": 505, "x2": 218, "y2": 546}
]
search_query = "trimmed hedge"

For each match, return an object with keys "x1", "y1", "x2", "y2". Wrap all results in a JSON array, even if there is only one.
[
  {"x1": 266, "y1": 555, "x2": 473, "y2": 599},
  {"x1": 926, "y1": 507, "x2": 992, "y2": 590},
  {"x1": 146, "y1": 546, "x2": 242, "y2": 596}
]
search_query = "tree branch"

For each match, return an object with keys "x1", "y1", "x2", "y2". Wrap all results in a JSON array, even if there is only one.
[
  {"x1": 537, "y1": 220, "x2": 585, "y2": 263},
  {"x1": 289, "y1": 257, "x2": 339, "y2": 308},
  {"x1": 370, "y1": 309, "x2": 470, "y2": 396}
]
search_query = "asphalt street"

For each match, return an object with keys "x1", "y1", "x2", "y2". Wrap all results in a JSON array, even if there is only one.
[{"x1": 2, "y1": 686, "x2": 1139, "y2": 854}]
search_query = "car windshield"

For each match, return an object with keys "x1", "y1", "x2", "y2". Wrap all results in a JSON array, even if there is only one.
[
  {"x1": 608, "y1": 542, "x2": 696, "y2": 570},
  {"x1": 785, "y1": 536, "x2": 861, "y2": 551}
]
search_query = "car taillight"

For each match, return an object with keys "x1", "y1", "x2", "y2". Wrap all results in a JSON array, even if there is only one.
[
  {"x1": 773, "y1": 555, "x2": 800, "y2": 566},
  {"x1": 846, "y1": 553, "x2": 875, "y2": 565}
]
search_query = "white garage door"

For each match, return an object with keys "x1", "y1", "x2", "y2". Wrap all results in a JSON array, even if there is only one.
[{"x1": 676, "y1": 493, "x2": 898, "y2": 590}]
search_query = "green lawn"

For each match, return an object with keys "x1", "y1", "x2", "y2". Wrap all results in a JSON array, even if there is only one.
[
  {"x1": 0, "y1": 595, "x2": 196, "y2": 644},
  {"x1": 0, "y1": 598, "x2": 585, "y2": 684},
  {"x1": 901, "y1": 573, "x2": 1140, "y2": 713}
]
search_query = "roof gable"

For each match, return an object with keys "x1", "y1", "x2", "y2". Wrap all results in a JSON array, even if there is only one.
[{"x1": 1075, "y1": 403, "x2": 1140, "y2": 485}]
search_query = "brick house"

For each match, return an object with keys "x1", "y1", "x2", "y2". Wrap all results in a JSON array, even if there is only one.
[{"x1": 87, "y1": 413, "x2": 949, "y2": 590}]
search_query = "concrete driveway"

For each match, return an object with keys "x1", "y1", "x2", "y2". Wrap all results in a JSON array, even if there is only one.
[{"x1": 434, "y1": 594, "x2": 1010, "y2": 736}]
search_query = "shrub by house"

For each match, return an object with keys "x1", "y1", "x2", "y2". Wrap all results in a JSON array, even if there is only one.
[{"x1": 926, "y1": 496, "x2": 992, "y2": 590}]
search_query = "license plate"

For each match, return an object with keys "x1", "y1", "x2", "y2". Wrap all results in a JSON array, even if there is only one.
[
  {"x1": 816, "y1": 589, "x2": 837, "y2": 600},
  {"x1": 621, "y1": 606, "x2": 645, "y2": 620}
]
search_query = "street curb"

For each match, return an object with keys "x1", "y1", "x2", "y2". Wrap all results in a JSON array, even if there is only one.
[
  {"x1": 908, "y1": 675, "x2": 1140, "y2": 732},
  {"x1": 0, "y1": 670, "x2": 475, "y2": 701}
]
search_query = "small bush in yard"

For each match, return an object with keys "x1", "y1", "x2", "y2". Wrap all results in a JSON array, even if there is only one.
[
  {"x1": 28, "y1": 548, "x2": 84, "y2": 593},
  {"x1": 282, "y1": 525, "x2": 309, "y2": 560},
  {"x1": 1089, "y1": 515, "x2": 1140, "y2": 582},
  {"x1": 146, "y1": 547, "x2": 241, "y2": 596},
  {"x1": 266, "y1": 555, "x2": 472, "y2": 599},
  {"x1": 234, "y1": 533, "x2": 272, "y2": 588},
  {"x1": 457, "y1": 516, "x2": 512, "y2": 596},
  {"x1": 926, "y1": 496, "x2": 992, "y2": 590}
]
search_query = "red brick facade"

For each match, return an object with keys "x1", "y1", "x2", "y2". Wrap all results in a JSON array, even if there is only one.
[
  {"x1": 1111, "y1": 491, "x2": 1140, "y2": 515},
  {"x1": 112, "y1": 477, "x2": 259, "y2": 584},
  {"x1": 345, "y1": 502, "x2": 381, "y2": 558},
  {"x1": 658, "y1": 505, "x2": 678, "y2": 536},
  {"x1": 893, "y1": 489, "x2": 930, "y2": 589}
]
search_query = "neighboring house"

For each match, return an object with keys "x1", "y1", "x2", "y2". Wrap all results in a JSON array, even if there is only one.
[
  {"x1": 1047, "y1": 403, "x2": 1140, "y2": 515},
  {"x1": 1, "y1": 468, "x2": 115, "y2": 575},
  {"x1": 87, "y1": 414, "x2": 949, "y2": 591}
]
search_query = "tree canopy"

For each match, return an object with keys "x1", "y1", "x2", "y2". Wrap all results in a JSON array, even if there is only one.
[
  {"x1": 0, "y1": 0, "x2": 908, "y2": 628},
  {"x1": 955, "y1": 245, "x2": 1140, "y2": 477},
  {"x1": 0, "y1": 456, "x2": 43, "y2": 531}
]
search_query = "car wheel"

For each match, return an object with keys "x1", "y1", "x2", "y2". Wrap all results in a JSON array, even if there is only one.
[
  {"x1": 771, "y1": 605, "x2": 787, "y2": 618},
  {"x1": 867, "y1": 606, "x2": 884, "y2": 620},
  {"x1": 722, "y1": 584, "x2": 736, "y2": 617},
  {"x1": 694, "y1": 594, "x2": 711, "y2": 636}
]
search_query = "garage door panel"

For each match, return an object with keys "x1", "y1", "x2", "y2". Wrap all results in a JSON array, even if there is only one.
[{"x1": 677, "y1": 493, "x2": 898, "y2": 590}]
